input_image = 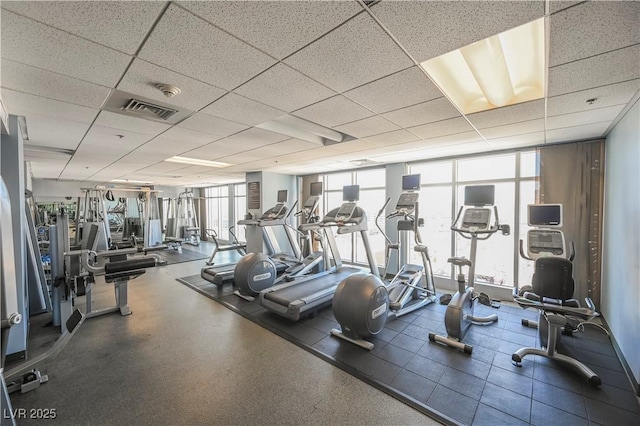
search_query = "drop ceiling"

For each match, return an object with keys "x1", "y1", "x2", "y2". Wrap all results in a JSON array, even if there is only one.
[{"x1": 0, "y1": 0, "x2": 638, "y2": 187}]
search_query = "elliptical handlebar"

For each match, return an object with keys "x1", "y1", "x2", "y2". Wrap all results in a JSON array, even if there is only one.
[{"x1": 376, "y1": 197, "x2": 393, "y2": 245}]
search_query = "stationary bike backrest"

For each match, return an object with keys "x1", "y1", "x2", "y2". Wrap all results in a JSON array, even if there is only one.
[{"x1": 531, "y1": 257, "x2": 575, "y2": 302}]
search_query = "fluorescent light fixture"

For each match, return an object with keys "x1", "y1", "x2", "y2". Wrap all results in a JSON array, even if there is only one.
[
  {"x1": 111, "y1": 179, "x2": 154, "y2": 184},
  {"x1": 420, "y1": 18, "x2": 545, "y2": 114},
  {"x1": 256, "y1": 115, "x2": 355, "y2": 146},
  {"x1": 165, "y1": 156, "x2": 233, "y2": 168}
]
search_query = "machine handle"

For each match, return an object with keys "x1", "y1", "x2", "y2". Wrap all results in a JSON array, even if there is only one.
[
  {"x1": 519, "y1": 239, "x2": 533, "y2": 261},
  {"x1": 376, "y1": 197, "x2": 393, "y2": 246}
]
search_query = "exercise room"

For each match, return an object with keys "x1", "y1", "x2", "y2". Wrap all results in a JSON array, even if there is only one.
[{"x1": 1, "y1": 1, "x2": 638, "y2": 425}]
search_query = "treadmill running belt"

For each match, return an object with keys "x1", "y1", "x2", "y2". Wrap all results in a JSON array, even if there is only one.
[{"x1": 263, "y1": 268, "x2": 360, "y2": 306}]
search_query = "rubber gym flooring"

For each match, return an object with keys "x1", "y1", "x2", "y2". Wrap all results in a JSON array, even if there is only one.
[
  {"x1": 177, "y1": 274, "x2": 640, "y2": 426},
  {"x1": 148, "y1": 246, "x2": 209, "y2": 265}
]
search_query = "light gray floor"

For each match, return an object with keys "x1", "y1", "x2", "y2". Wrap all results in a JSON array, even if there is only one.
[{"x1": 9, "y1": 253, "x2": 442, "y2": 425}]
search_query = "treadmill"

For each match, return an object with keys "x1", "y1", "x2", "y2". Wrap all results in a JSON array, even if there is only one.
[
  {"x1": 200, "y1": 191, "x2": 293, "y2": 286},
  {"x1": 259, "y1": 185, "x2": 379, "y2": 321}
]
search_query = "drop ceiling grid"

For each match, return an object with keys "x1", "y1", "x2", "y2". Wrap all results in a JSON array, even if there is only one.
[
  {"x1": 381, "y1": 97, "x2": 461, "y2": 129},
  {"x1": 1, "y1": 89, "x2": 99, "y2": 125},
  {"x1": 20, "y1": 115, "x2": 92, "y2": 151},
  {"x1": 283, "y1": 11, "x2": 414, "y2": 93},
  {"x1": 178, "y1": 0, "x2": 362, "y2": 60},
  {"x1": 201, "y1": 92, "x2": 285, "y2": 126},
  {"x1": 547, "y1": 80, "x2": 640, "y2": 116},
  {"x1": 93, "y1": 111, "x2": 172, "y2": 136},
  {"x1": 293, "y1": 95, "x2": 376, "y2": 128},
  {"x1": 234, "y1": 63, "x2": 337, "y2": 112},
  {"x1": 333, "y1": 116, "x2": 401, "y2": 139},
  {"x1": 1, "y1": 59, "x2": 111, "y2": 109},
  {"x1": 176, "y1": 113, "x2": 249, "y2": 139},
  {"x1": 137, "y1": 4, "x2": 276, "y2": 91},
  {"x1": 1, "y1": 9, "x2": 131, "y2": 87}
]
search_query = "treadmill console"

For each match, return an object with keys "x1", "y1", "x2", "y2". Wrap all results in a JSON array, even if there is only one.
[
  {"x1": 527, "y1": 229, "x2": 566, "y2": 258},
  {"x1": 303, "y1": 195, "x2": 319, "y2": 209},
  {"x1": 335, "y1": 202, "x2": 357, "y2": 222},
  {"x1": 395, "y1": 192, "x2": 418, "y2": 215},
  {"x1": 461, "y1": 208, "x2": 492, "y2": 230},
  {"x1": 261, "y1": 203, "x2": 287, "y2": 220}
]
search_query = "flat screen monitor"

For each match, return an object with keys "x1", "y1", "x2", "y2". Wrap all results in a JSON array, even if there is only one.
[
  {"x1": 402, "y1": 174, "x2": 421, "y2": 191},
  {"x1": 528, "y1": 204, "x2": 563, "y2": 227},
  {"x1": 464, "y1": 185, "x2": 495, "y2": 206},
  {"x1": 343, "y1": 185, "x2": 360, "y2": 201},
  {"x1": 277, "y1": 190, "x2": 287, "y2": 203},
  {"x1": 310, "y1": 181, "x2": 323, "y2": 196}
]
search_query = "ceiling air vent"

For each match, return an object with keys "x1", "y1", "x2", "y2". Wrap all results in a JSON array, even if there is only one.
[
  {"x1": 122, "y1": 98, "x2": 178, "y2": 121},
  {"x1": 349, "y1": 158, "x2": 380, "y2": 167},
  {"x1": 102, "y1": 89, "x2": 193, "y2": 125}
]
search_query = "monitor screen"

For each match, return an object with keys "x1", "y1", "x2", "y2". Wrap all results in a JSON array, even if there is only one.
[
  {"x1": 528, "y1": 204, "x2": 563, "y2": 227},
  {"x1": 464, "y1": 185, "x2": 495, "y2": 206},
  {"x1": 277, "y1": 190, "x2": 287, "y2": 203},
  {"x1": 402, "y1": 174, "x2": 421, "y2": 191},
  {"x1": 343, "y1": 185, "x2": 360, "y2": 201},
  {"x1": 310, "y1": 181, "x2": 323, "y2": 196}
]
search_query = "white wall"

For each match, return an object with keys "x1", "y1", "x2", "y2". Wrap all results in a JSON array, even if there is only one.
[{"x1": 602, "y1": 98, "x2": 640, "y2": 391}]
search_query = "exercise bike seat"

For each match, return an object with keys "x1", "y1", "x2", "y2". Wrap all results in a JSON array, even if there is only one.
[{"x1": 447, "y1": 257, "x2": 472, "y2": 267}]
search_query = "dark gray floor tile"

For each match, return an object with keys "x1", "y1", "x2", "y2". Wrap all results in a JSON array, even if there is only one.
[
  {"x1": 312, "y1": 335, "x2": 343, "y2": 357},
  {"x1": 449, "y1": 353, "x2": 492, "y2": 380},
  {"x1": 470, "y1": 345, "x2": 497, "y2": 365},
  {"x1": 390, "y1": 369, "x2": 437, "y2": 403},
  {"x1": 390, "y1": 333, "x2": 425, "y2": 353},
  {"x1": 405, "y1": 354, "x2": 448, "y2": 383},
  {"x1": 530, "y1": 400, "x2": 589, "y2": 426},
  {"x1": 384, "y1": 317, "x2": 410, "y2": 332},
  {"x1": 589, "y1": 364, "x2": 638, "y2": 391},
  {"x1": 401, "y1": 323, "x2": 431, "y2": 342},
  {"x1": 360, "y1": 356, "x2": 402, "y2": 385},
  {"x1": 427, "y1": 384, "x2": 478, "y2": 425},
  {"x1": 487, "y1": 365, "x2": 533, "y2": 397},
  {"x1": 532, "y1": 362, "x2": 589, "y2": 394},
  {"x1": 468, "y1": 322, "x2": 504, "y2": 339},
  {"x1": 439, "y1": 367, "x2": 486, "y2": 400},
  {"x1": 581, "y1": 382, "x2": 640, "y2": 413},
  {"x1": 370, "y1": 327, "x2": 399, "y2": 343},
  {"x1": 532, "y1": 380, "x2": 587, "y2": 418},
  {"x1": 480, "y1": 382, "x2": 531, "y2": 422},
  {"x1": 417, "y1": 340, "x2": 458, "y2": 366},
  {"x1": 501, "y1": 329, "x2": 538, "y2": 347},
  {"x1": 375, "y1": 342, "x2": 414, "y2": 368},
  {"x1": 585, "y1": 398, "x2": 640, "y2": 425},
  {"x1": 472, "y1": 403, "x2": 529, "y2": 426},
  {"x1": 305, "y1": 314, "x2": 339, "y2": 333},
  {"x1": 411, "y1": 315, "x2": 443, "y2": 331}
]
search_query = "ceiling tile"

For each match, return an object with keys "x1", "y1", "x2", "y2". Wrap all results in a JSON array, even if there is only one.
[
  {"x1": 334, "y1": 116, "x2": 400, "y2": 138},
  {"x1": 177, "y1": 113, "x2": 247, "y2": 138},
  {"x1": 422, "y1": 130, "x2": 485, "y2": 148},
  {"x1": 157, "y1": 126, "x2": 219, "y2": 151},
  {"x1": 327, "y1": 139, "x2": 379, "y2": 154},
  {"x1": 548, "y1": 45, "x2": 640, "y2": 97},
  {"x1": 28, "y1": 161, "x2": 67, "y2": 180},
  {"x1": 550, "y1": 1, "x2": 584, "y2": 14},
  {"x1": 382, "y1": 97, "x2": 460, "y2": 128},
  {"x1": 14, "y1": 113, "x2": 91, "y2": 150},
  {"x1": 1, "y1": 59, "x2": 110, "y2": 108},
  {"x1": 363, "y1": 130, "x2": 420, "y2": 147},
  {"x1": 1, "y1": 1, "x2": 165, "y2": 54},
  {"x1": 179, "y1": 1, "x2": 361, "y2": 59},
  {"x1": 94, "y1": 111, "x2": 171, "y2": 135},
  {"x1": 419, "y1": 141, "x2": 493, "y2": 159},
  {"x1": 546, "y1": 105, "x2": 625, "y2": 130},
  {"x1": 119, "y1": 148, "x2": 171, "y2": 166},
  {"x1": 117, "y1": 59, "x2": 227, "y2": 112},
  {"x1": 466, "y1": 100, "x2": 544, "y2": 129},
  {"x1": 548, "y1": 79, "x2": 640, "y2": 116},
  {"x1": 487, "y1": 132, "x2": 545, "y2": 150},
  {"x1": 344, "y1": 66, "x2": 443, "y2": 114},
  {"x1": 138, "y1": 4, "x2": 276, "y2": 90},
  {"x1": 185, "y1": 128, "x2": 290, "y2": 161},
  {"x1": 1, "y1": 9, "x2": 131, "y2": 86},
  {"x1": 256, "y1": 139, "x2": 320, "y2": 156},
  {"x1": 371, "y1": 1, "x2": 543, "y2": 62},
  {"x1": 80, "y1": 125, "x2": 153, "y2": 153},
  {"x1": 284, "y1": 12, "x2": 413, "y2": 92},
  {"x1": 137, "y1": 162, "x2": 192, "y2": 175},
  {"x1": 479, "y1": 119, "x2": 544, "y2": 139},
  {"x1": 1, "y1": 88, "x2": 98, "y2": 123},
  {"x1": 408, "y1": 116, "x2": 474, "y2": 140},
  {"x1": 235, "y1": 64, "x2": 335, "y2": 112},
  {"x1": 293, "y1": 95, "x2": 374, "y2": 128},
  {"x1": 545, "y1": 122, "x2": 609, "y2": 144},
  {"x1": 202, "y1": 92, "x2": 285, "y2": 126},
  {"x1": 550, "y1": 1, "x2": 639, "y2": 66}
]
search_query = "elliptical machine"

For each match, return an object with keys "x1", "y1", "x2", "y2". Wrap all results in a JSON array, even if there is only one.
[
  {"x1": 428, "y1": 185, "x2": 510, "y2": 354},
  {"x1": 330, "y1": 174, "x2": 437, "y2": 350}
]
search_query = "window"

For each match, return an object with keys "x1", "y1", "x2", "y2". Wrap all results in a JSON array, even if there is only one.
[
  {"x1": 409, "y1": 150, "x2": 538, "y2": 289},
  {"x1": 233, "y1": 184, "x2": 247, "y2": 243},
  {"x1": 204, "y1": 186, "x2": 229, "y2": 240}
]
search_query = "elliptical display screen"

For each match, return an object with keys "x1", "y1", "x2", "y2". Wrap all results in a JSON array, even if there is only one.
[
  {"x1": 528, "y1": 204, "x2": 562, "y2": 227},
  {"x1": 310, "y1": 181, "x2": 323, "y2": 196},
  {"x1": 342, "y1": 185, "x2": 360, "y2": 201},
  {"x1": 402, "y1": 174, "x2": 421, "y2": 191},
  {"x1": 277, "y1": 190, "x2": 287, "y2": 203},
  {"x1": 464, "y1": 185, "x2": 495, "y2": 206}
]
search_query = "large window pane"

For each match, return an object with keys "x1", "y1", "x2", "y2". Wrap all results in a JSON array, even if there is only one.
[
  {"x1": 326, "y1": 173, "x2": 352, "y2": 190},
  {"x1": 355, "y1": 188, "x2": 386, "y2": 266},
  {"x1": 455, "y1": 182, "x2": 515, "y2": 286},
  {"x1": 520, "y1": 151, "x2": 539, "y2": 178},
  {"x1": 325, "y1": 191, "x2": 352, "y2": 262},
  {"x1": 355, "y1": 169, "x2": 385, "y2": 188},
  {"x1": 409, "y1": 185, "x2": 453, "y2": 276},
  {"x1": 457, "y1": 154, "x2": 516, "y2": 182},
  {"x1": 410, "y1": 160, "x2": 453, "y2": 184}
]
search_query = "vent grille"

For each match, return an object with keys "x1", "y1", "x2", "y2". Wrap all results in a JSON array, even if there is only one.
[
  {"x1": 349, "y1": 158, "x2": 380, "y2": 167},
  {"x1": 121, "y1": 99, "x2": 178, "y2": 120}
]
